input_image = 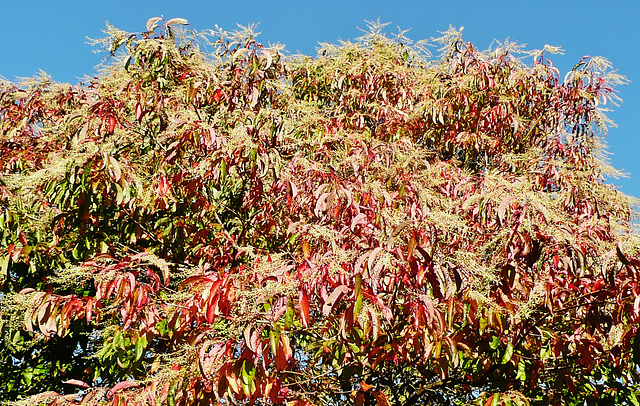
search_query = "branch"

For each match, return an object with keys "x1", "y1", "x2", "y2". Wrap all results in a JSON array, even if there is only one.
[
  {"x1": 403, "y1": 375, "x2": 468, "y2": 405},
  {"x1": 282, "y1": 361, "x2": 356, "y2": 388}
]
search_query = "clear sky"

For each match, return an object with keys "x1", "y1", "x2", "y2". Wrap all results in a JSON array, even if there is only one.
[{"x1": 2, "y1": 1, "x2": 639, "y2": 198}]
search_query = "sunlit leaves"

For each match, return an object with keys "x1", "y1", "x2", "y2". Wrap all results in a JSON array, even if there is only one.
[{"x1": 0, "y1": 16, "x2": 638, "y2": 406}]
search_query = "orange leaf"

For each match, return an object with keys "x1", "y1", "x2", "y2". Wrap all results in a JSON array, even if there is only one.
[
  {"x1": 360, "y1": 381, "x2": 373, "y2": 391},
  {"x1": 275, "y1": 333, "x2": 292, "y2": 370},
  {"x1": 289, "y1": 400, "x2": 313, "y2": 406},
  {"x1": 213, "y1": 89, "x2": 222, "y2": 102},
  {"x1": 281, "y1": 333, "x2": 292, "y2": 359},
  {"x1": 485, "y1": 393, "x2": 500, "y2": 406},
  {"x1": 225, "y1": 367, "x2": 240, "y2": 394},
  {"x1": 371, "y1": 390, "x2": 391, "y2": 406}
]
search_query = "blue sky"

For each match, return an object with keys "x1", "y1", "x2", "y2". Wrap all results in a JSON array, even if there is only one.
[{"x1": 2, "y1": 1, "x2": 639, "y2": 198}]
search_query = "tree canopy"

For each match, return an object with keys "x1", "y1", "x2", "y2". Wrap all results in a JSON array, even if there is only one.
[{"x1": 1, "y1": 17, "x2": 639, "y2": 406}]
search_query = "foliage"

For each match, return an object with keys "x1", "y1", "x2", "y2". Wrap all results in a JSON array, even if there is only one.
[{"x1": 1, "y1": 16, "x2": 639, "y2": 405}]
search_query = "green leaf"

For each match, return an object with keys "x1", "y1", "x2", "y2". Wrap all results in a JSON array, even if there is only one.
[
  {"x1": 124, "y1": 54, "x2": 133, "y2": 72},
  {"x1": 115, "y1": 184, "x2": 125, "y2": 205},
  {"x1": 72, "y1": 244, "x2": 80, "y2": 260},
  {"x1": 501, "y1": 342, "x2": 514, "y2": 364},
  {"x1": 220, "y1": 160, "x2": 227, "y2": 183},
  {"x1": 479, "y1": 317, "x2": 487, "y2": 335},
  {"x1": 22, "y1": 370, "x2": 33, "y2": 386},
  {"x1": 516, "y1": 359, "x2": 526, "y2": 383},
  {"x1": 284, "y1": 302, "x2": 294, "y2": 329},
  {"x1": 354, "y1": 273, "x2": 363, "y2": 317},
  {"x1": 0, "y1": 255, "x2": 9, "y2": 280},
  {"x1": 489, "y1": 335, "x2": 500, "y2": 350},
  {"x1": 156, "y1": 319, "x2": 169, "y2": 336},
  {"x1": 240, "y1": 360, "x2": 256, "y2": 396},
  {"x1": 135, "y1": 335, "x2": 148, "y2": 361},
  {"x1": 114, "y1": 331, "x2": 124, "y2": 349},
  {"x1": 270, "y1": 330, "x2": 278, "y2": 355},
  {"x1": 109, "y1": 155, "x2": 122, "y2": 182},
  {"x1": 10, "y1": 330, "x2": 22, "y2": 346}
]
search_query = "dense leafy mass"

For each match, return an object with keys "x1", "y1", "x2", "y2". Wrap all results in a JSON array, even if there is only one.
[{"x1": 1, "y1": 18, "x2": 639, "y2": 405}]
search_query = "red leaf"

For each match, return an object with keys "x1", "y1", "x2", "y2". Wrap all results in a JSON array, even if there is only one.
[
  {"x1": 249, "y1": 85, "x2": 259, "y2": 109},
  {"x1": 322, "y1": 285, "x2": 350, "y2": 316},
  {"x1": 63, "y1": 379, "x2": 90, "y2": 389},
  {"x1": 275, "y1": 333, "x2": 292, "y2": 370},
  {"x1": 135, "y1": 103, "x2": 143, "y2": 122},
  {"x1": 269, "y1": 296, "x2": 288, "y2": 322},
  {"x1": 593, "y1": 278, "x2": 605, "y2": 292},
  {"x1": 289, "y1": 180, "x2": 299, "y2": 198},
  {"x1": 206, "y1": 280, "x2": 222, "y2": 323},
  {"x1": 371, "y1": 390, "x2": 391, "y2": 406},
  {"x1": 281, "y1": 334, "x2": 292, "y2": 360},
  {"x1": 159, "y1": 381, "x2": 171, "y2": 404},
  {"x1": 350, "y1": 213, "x2": 367, "y2": 231},
  {"x1": 106, "y1": 380, "x2": 139, "y2": 398},
  {"x1": 206, "y1": 299, "x2": 217, "y2": 324},
  {"x1": 225, "y1": 367, "x2": 240, "y2": 393},
  {"x1": 85, "y1": 297, "x2": 94, "y2": 323},
  {"x1": 299, "y1": 290, "x2": 310, "y2": 327},
  {"x1": 213, "y1": 89, "x2": 222, "y2": 102},
  {"x1": 107, "y1": 116, "x2": 116, "y2": 134},
  {"x1": 314, "y1": 192, "x2": 332, "y2": 217},
  {"x1": 244, "y1": 325, "x2": 256, "y2": 352}
]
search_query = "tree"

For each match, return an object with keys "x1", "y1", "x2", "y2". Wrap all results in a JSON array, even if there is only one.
[{"x1": 1, "y1": 16, "x2": 639, "y2": 405}]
